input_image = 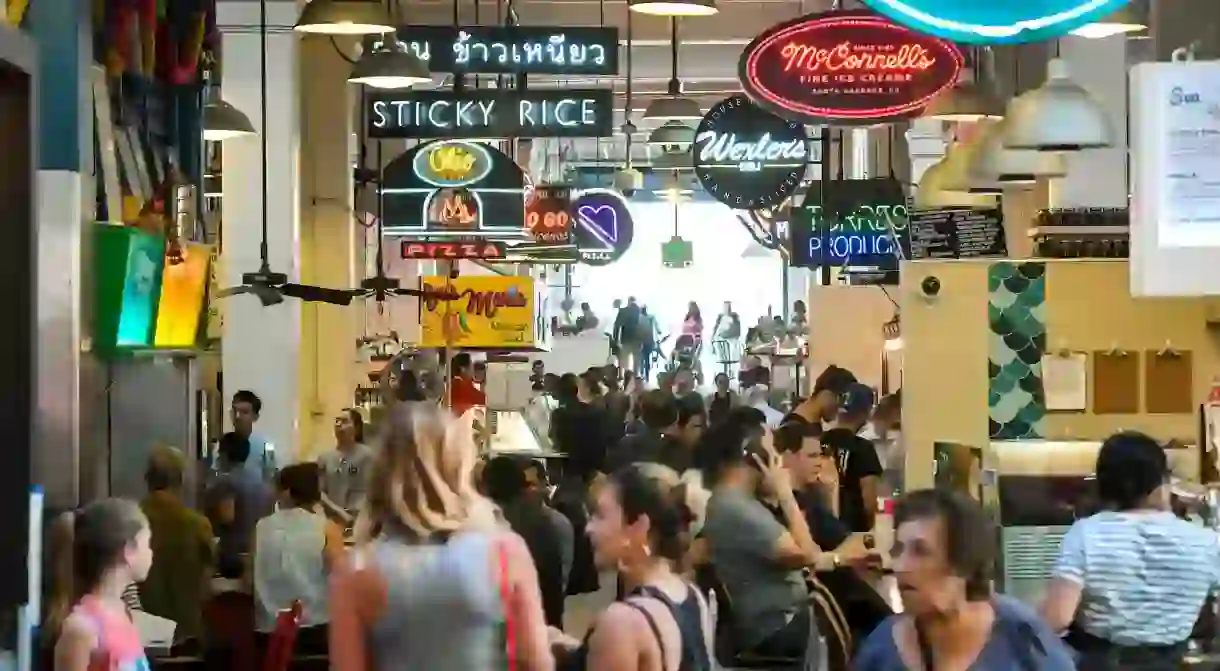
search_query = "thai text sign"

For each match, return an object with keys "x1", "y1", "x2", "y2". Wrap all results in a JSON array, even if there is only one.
[
  {"x1": 395, "y1": 25, "x2": 619, "y2": 75},
  {"x1": 419, "y1": 275, "x2": 536, "y2": 348},
  {"x1": 740, "y1": 11, "x2": 963, "y2": 123},
  {"x1": 369, "y1": 89, "x2": 615, "y2": 139}
]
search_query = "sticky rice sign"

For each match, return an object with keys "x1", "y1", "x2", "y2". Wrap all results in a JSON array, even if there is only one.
[{"x1": 419, "y1": 275, "x2": 537, "y2": 348}]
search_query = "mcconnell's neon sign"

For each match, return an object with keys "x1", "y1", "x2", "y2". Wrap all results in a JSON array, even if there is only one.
[{"x1": 779, "y1": 42, "x2": 936, "y2": 74}]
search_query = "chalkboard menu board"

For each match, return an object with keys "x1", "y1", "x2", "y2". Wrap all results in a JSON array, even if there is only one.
[{"x1": 909, "y1": 208, "x2": 1007, "y2": 260}]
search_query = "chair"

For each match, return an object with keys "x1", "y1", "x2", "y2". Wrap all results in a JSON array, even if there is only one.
[
  {"x1": 203, "y1": 591, "x2": 257, "y2": 671},
  {"x1": 693, "y1": 565, "x2": 802, "y2": 670},
  {"x1": 262, "y1": 601, "x2": 304, "y2": 671}
]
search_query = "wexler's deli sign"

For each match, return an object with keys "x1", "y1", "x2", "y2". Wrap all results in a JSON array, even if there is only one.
[
  {"x1": 694, "y1": 95, "x2": 808, "y2": 210},
  {"x1": 369, "y1": 89, "x2": 615, "y2": 139}
]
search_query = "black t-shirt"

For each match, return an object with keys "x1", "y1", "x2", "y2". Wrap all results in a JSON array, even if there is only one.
[
  {"x1": 821, "y1": 428, "x2": 883, "y2": 532},
  {"x1": 793, "y1": 488, "x2": 850, "y2": 550}
]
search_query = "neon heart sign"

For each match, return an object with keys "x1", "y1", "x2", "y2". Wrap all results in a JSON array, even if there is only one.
[{"x1": 570, "y1": 189, "x2": 635, "y2": 267}]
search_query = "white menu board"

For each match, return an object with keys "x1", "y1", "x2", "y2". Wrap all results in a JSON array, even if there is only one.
[{"x1": 1131, "y1": 60, "x2": 1220, "y2": 296}]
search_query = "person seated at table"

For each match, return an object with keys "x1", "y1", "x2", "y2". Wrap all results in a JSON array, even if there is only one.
[
  {"x1": 139, "y1": 445, "x2": 215, "y2": 644},
  {"x1": 484, "y1": 456, "x2": 568, "y2": 627},
  {"x1": 700, "y1": 421, "x2": 854, "y2": 664},
  {"x1": 206, "y1": 432, "x2": 274, "y2": 579},
  {"x1": 253, "y1": 462, "x2": 341, "y2": 657}
]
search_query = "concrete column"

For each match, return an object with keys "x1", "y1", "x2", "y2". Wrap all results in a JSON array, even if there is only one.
[
  {"x1": 27, "y1": 0, "x2": 92, "y2": 508},
  {"x1": 298, "y1": 36, "x2": 358, "y2": 456},
  {"x1": 218, "y1": 0, "x2": 302, "y2": 463},
  {"x1": 1048, "y1": 35, "x2": 1129, "y2": 208}
]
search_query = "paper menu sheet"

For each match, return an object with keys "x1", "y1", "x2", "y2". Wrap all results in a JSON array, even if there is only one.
[
  {"x1": 132, "y1": 610, "x2": 177, "y2": 649},
  {"x1": 1041, "y1": 353, "x2": 1088, "y2": 411}
]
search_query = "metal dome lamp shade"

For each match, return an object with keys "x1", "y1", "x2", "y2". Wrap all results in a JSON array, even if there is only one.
[
  {"x1": 1002, "y1": 58, "x2": 1115, "y2": 151},
  {"x1": 923, "y1": 47, "x2": 1003, "y2": 122},
  {"x1": 295, "y1": 0, "x2": 394, "y2": 35},
  {"x1": 629, "y1": 0, "x2": 718, "y2": 17},
  {"x1": 1070, "y1": 3, "x2": 1146, "y2": 38},
  {"x1": 349, "y1": 39, "x2": 430, "y2": 88},
  {"x1": 970, "y1": 119, "x2": 1067, "y2": 193},
  {"x1": 648, "y1": 120, "x2": 696, "y2": 145},
  {"x1": 644, "y1": 18, "x2": 703, "y2": 122},
  {"x1": 652, "y1": 147, "x2": 693, "y2": 171},
  {"x1": 203, "y1": 95, "x2": 256, "y2": 141},
  {"x1": 915, "y1": 152, "x2": 999, "y2": 208}
]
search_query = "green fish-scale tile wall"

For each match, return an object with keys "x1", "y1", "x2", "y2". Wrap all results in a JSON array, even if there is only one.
[{"x1": 988, "y1": 262, "x2": 1048, "y2": 440}]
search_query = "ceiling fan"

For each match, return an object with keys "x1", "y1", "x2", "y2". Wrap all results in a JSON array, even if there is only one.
[
  {"x1": 217, "y1": 0, "x2": 352, "y2": 307},
  {"x1": 220, "y1": 0, "x2": 455, "y2": 309}
]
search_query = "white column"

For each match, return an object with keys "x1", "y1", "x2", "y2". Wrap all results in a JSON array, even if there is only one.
[
  {"x1": 1051, "y1": 35, "x2": 1130, "y2": 208},
  {"x1": 218, "y1": 0, "x2": 302, "y2": 463}
]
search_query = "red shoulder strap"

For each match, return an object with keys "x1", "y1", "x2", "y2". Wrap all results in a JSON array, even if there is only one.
[{"x1": 498, "y1": 539, "x2": 517, "y2": 671}]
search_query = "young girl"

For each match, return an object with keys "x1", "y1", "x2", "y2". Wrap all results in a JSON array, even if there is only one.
[{"x1": 54, "y1": 499, "x2": 154, "y2": 671}]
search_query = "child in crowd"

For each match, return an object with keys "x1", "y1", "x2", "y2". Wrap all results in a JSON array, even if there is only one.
[{"x1": 53, "y1": 499, "x2": 154, "y2": 671}]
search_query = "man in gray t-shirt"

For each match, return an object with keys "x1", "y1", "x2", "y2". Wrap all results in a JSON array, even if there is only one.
[{"x1": 703, "y1": 489, "x2": 808, "y2": 647}]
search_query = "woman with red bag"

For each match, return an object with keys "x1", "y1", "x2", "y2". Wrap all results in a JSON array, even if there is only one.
[{"x1": 329, "y1": 403, "x2": 553, "y2": 671}]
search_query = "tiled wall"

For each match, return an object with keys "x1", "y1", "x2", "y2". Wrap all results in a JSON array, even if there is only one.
[{"x1": 987, "y1": 262, "x2": 1048, "y2": 440}]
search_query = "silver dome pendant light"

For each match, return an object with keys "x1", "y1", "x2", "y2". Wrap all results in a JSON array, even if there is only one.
[
  {"x1": 1002, "y1": 41, "x2": 1115, "y2": 151},
  {"x1": 643, "y1": 19, "x2": 703, "y2": 123},
  {"x1": 921, "y1": 46, "x2": 1004, "y2": 122}
]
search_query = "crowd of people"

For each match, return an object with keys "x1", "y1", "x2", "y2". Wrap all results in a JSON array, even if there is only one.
[{"x1": 38, "y1": 355, "x2": 1220, "y2": 671}]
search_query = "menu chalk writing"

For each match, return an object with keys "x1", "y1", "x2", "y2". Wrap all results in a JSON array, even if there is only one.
[{"x1": 909, "y1": 208, "x2": 1006, "y2": 260}]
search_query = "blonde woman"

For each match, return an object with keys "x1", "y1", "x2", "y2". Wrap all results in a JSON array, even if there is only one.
[{"x1": 330, "y1": 403, "x2": 553, "y2": 671}]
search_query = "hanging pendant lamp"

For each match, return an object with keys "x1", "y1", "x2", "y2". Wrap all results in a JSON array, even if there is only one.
[
  {"x1": 1070, "y1": 3, "x2": 1146, "y2": 38},
  {"x1": 643, "y1": 19, "x2": 703, "y2": 122},
  {"x1": 921, "y1": 48, "x2": 1003, "y2": 122},
  {"x1": 1002, "y1": 57, "x2": 1115, "y2": 151},
  {"x1": 629, "y1": 0, "x2": 718, "y2": 17},
  {"x1": 349, "y1": 38, "x2": 430, "y2": 88},
  {"x1": 968, "y1": 119, "x2": 1066, "y2": 193},
  {"x1": 914, "y1": 146, "x2": 999, "y2": 208},
  {"x1": 202, "y1": 87, "x2": 256, "y2": 141},
  {"x1": 648, "y1": 120, "x2": 696, "y2": 146},
  {"x1": 652, "y1": 147, "x2": 693, "y2": 171},
  {"x1": 295, "y1": 0, "x2": 394, "y2": 35}
]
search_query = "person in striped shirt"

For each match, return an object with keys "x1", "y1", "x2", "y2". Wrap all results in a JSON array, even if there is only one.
[{"x1": 1040, "y1": 431, "x2": 1220, "y2": 670}]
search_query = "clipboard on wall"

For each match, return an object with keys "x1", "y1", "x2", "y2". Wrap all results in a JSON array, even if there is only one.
[
  {"x1": 1145, "y1": 349, "x2": 1194, "y2": 414},
  {"x1": 1092, "y1": 350, "x2": 1140, "y2": 414}
]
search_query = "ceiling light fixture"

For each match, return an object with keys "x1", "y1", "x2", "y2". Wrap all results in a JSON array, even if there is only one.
[
  {"x1": 294, "y1": 0, "x2": 394, "y2": 35},
  {"x1": 1069, "y1": 3, "x2": 1146, "y2": 38},
  {"x1": 643, "y1": 18, "x2": 703, "y2": 122},
  {"x1": 652, "y1": 147, "x2": 693, "y2": 171},
  {"x1": 921, "y1": 47, "x2": 1004, "y2": 121},
  {"x1": 348, "y1": 38, "x2": 430, "y2": 88},
  {"x1": 914, "y1": 144, "x2": 999, "y2": 207},
  {"x1": 628, "y1": 0, "x2": 718, "y2": 17},
  {"x1": 202, "y1": 90, "x2": 256, "y2": 141},
  {"x1": 647, "y1": 120, "x2": 696, "y2": 146},
  {"x1": 1002, "y1": 57, "x2": 1115, "y2": 151},
  {"x1": 968, "y1": 119, "x2": 1067, "y2": 193}
]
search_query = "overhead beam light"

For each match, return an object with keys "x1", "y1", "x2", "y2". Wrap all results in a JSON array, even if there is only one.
[
  {"x1": 349, "y1": 39, "x2": 431, "y2": 88},
  {"x1": 295, "y1": 0, "x2": 394, "y2": 35},
  {"x1": 628, "y1": 0, "x2": 718, "y2": 17}
]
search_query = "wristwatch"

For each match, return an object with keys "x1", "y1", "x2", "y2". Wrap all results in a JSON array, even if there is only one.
[{"x1": 830, "y1": 553, "x2": 841, "y2": 569}]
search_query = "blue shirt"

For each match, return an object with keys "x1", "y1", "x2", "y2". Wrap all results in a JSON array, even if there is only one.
[
  {"x1": 1053, "y1": 510, "x2": 1220, "y2": 645},
  {"x1": 853, "y1": 595, "x2": 1076, "y2": 670}
]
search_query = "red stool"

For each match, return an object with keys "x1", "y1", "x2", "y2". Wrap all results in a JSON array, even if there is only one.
[{"x1": 262, "y1": 601, "x2": 304, "y2": 671}]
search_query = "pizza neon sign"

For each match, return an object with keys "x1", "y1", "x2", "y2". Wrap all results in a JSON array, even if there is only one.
[{"x1": 740, "y1": 11, "x2": 963, "y2": 124}]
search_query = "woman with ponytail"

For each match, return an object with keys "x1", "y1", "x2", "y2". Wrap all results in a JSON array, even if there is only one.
[
  {"x1": 552, "y1": 463, "x2": 714, "y2": 671},
  {"x1": 53, "y1": 499, "x2": 154, "y2": 671}
]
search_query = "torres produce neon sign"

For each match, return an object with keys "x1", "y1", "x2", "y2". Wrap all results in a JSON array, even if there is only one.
[{"x1": 739, "y1": 11, "x2": 963, "y2": 124}]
